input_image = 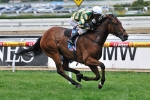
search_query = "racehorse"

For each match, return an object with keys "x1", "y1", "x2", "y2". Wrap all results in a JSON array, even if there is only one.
[{"x1": 16, "y1": 14, "x2": 128, "y2": 89}]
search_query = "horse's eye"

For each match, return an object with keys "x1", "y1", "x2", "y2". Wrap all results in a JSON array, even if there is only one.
[
  {"x1": 112, "y1": 21, "x2": 118, "y2": 25},
  {"x1": 114, "y1": 23, "x2": 117, "y2": 25}
]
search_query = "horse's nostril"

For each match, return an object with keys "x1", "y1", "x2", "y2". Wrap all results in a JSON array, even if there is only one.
[
  {"x1": 122, "y1": 35, "x2": 128, "y2": 41},
  {"x1": 124, "y1": 35, "x2": 128, "y2": 38}
]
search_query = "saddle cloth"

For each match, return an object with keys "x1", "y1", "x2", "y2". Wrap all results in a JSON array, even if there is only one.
[
  {"x1": 68, "y1": 37, "x2": 79, "y2": 51},
  {"x1": 64, "y1": 29, "x2": 78, "y2": 52}
]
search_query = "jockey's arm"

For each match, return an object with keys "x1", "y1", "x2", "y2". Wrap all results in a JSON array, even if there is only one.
[
  {"x1": 99, "y1": 14, "x2": 107, "y2": 21},
  {"x1": 91, "y1": 14, "x2": 107, "y2": 25},
  {"x1": 78, "y1": 14, "x2": 89, "y2": 29},
  {"x1": 102, "y1": 14, "x2": 107, "y2": 18}
]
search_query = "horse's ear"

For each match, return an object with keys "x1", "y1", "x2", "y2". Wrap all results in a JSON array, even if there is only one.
[
  {"x1": 105, "y1": 14, "x2": 110, "y2": 19},
  {"x1": 105, "y1": 14, "x2": 108, "y2": 16}
]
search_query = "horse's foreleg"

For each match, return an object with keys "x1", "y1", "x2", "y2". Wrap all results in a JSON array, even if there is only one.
[
  {"x1": 81, "y1": 65, "x2": 100, "y2": 81},
  {"x1": 83, "y1": 57, "x2": 105, "y2": 89},
  {"x1": 98, "y1": 62, "x2": 105, "y2": 89},
  {"x1": 77, "y1": 65, "x2": 101, "y2": 84}
]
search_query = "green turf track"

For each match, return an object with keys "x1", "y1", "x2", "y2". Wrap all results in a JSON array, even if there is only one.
[{"x1": 0, "y1": 70, "x2": 150, "y2": 100}]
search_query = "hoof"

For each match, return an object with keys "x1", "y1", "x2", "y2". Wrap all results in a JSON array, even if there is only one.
[
  {"x1": 76, "y1": 83, "x2": 82, "y2": 88},
  {"x1": 98, "y1": 83, "x2": 103, "y2": 89},
  {"x1": 76, "y1": 73, "x2": 83, "y2": 82}
]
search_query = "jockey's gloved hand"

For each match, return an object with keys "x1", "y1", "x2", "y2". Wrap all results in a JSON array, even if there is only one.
[
  {"x1": 85, "y1": 23, "x2": 94, "y2": 30},
  {"x1": 85, "y1": 23, "x2": 90, "y2": 27},
  {"x1": 102, "y1": 14, "x2": 107, "y2": 18},
  {"x1": 99, "y1": 14, "x2": 107, "y2": 21},
  {"x1": 92, "y1": 19, "x2": 96, "y2": 24}
]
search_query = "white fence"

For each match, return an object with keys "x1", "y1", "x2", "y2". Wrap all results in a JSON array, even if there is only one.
[
  {"x1": 0, "y1": 17, "x2": 150, "y2": 31},
  {"x1": 0, "y1": 18, "x2": 70, "y2": 27},
  {"x1": 0, "y1": 18, "x2": 71, "y2": 31}
]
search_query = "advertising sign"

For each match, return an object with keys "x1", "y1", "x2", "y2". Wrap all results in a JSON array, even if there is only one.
[
  {"x1": 0, "y1": 47, "x2": 47, "y2": 66},
  {"x1": 0, "y1": 36, "x2": 47, "y2": 67},
  {"x1": 67, "y1": 47, "x2": 150, "y2": 69}
]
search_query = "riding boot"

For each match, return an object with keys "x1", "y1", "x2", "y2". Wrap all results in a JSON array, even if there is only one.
[{"x1": 68, "y1": 31, "x2": 79, "y2": 44}]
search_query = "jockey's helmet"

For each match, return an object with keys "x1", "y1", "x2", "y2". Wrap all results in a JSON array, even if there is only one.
[{"x1": 92, "y1": 6, "x2": 102, "y2": 15}]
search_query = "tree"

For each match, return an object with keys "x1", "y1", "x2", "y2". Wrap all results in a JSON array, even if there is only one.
[
  {"x1": 113, "y1": 0, "x2": 150, "y2": 11},
  {"x1": 1, "y1": 0, "x2": 9, "y2": 3},
  {"x1": 113, "y1": 4, "x2": 124, "y2": 11},
  {"x1": 131, "y1": 0, "x2": 149, "y2": 10}
]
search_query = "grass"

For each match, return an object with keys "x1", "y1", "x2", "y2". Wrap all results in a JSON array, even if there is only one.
[{"x1": 0, "y1": 70, "x2": 150, "y2": 100}]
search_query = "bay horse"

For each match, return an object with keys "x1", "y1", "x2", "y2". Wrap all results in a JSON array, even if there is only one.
[{"x1": 16, "y1": 14, "x2": 128, "y2": 89}]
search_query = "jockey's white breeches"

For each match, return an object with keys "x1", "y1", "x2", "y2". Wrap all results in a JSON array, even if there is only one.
[
  {"x1": 69, "y1": 17, "x2": 78, "y2": 28},
  {"x1": 78, "y1": 28, "x2": 87, "y2": 35},
  {"x1": 69, "y1": 17, "x2": 87, "y2": 35}
]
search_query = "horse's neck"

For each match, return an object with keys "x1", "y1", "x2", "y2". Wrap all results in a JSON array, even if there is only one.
[
  {"x1": 95, "y1": 19, "x2": 109, "y2": 45},
  {"x1": 95, "y1": 32, "x2": 108, "y2": 45}
]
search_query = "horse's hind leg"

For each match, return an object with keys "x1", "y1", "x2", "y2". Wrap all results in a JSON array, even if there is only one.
[
  {"x1": 62, "y1": 57, "x2": 83, "y2": 82},
  {"x1": 48, "y1": 53, "x2": 82, "y2": 88}
]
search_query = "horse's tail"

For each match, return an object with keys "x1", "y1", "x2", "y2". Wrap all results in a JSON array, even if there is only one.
[{"x1": 15, "y1": 37, "x2": 42, "y2": 56}]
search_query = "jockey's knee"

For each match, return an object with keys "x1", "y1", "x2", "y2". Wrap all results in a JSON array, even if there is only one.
[{"x1": 78, "y1": 29, "x2": 87, "y2": 35}]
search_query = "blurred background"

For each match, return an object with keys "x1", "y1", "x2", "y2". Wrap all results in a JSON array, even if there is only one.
[{"x1": 0, "y1": 0, "x2": 149, "y2": 16}]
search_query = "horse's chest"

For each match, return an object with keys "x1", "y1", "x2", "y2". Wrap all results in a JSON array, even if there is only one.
[{"x1": 85, "y1": 45, "x2": 102, "y2": 59}]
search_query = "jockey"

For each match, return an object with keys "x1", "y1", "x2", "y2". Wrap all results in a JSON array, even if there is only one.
[{"x1": 68, "y1": 6, "x2": 106, "y2": 44}]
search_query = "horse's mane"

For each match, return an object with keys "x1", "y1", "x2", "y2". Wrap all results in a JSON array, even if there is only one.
[
  {"x1": 87, "y1": 14, "x2": 114, "y2": 33},
  {"x1": 99, "y1": 14, "x2": 116, "y2": 24}
]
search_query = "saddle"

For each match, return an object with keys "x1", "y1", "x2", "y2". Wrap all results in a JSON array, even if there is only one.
[{"x1": 64, "y1": 29, "x2": 72, "y2": 37}]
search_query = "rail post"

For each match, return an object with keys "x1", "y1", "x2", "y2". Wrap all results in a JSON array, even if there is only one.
[{"x1": 12, "y1": 39, "x2": 24, "y2": 72}]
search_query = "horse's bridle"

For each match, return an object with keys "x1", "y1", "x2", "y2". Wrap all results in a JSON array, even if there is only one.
[
  {"x1": 95, "y1": 15, "x2": 126, "y2": 35},
  {"x1": 108, "y1": 16, "x2": 126, "y2": 38}
]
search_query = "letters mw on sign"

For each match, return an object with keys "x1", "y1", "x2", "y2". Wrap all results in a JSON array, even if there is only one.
[{"x1": 103, "y1": 47, "x2": 137, "y2": 60}]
